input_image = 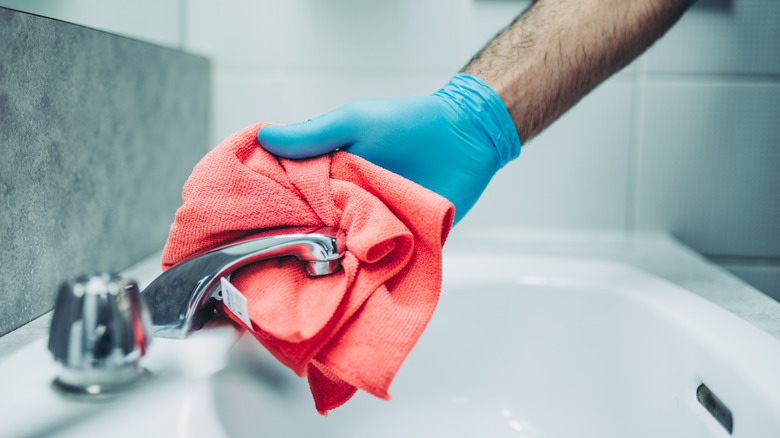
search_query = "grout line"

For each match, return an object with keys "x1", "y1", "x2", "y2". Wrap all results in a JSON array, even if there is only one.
[
  {"x1": 213, "y1": 63, "x2": 460, "y2": 77},
  {"x1": 643, "y1": 72, "x2": 780, "y2": 85},
  {"x1": 212, "y1": 65, "x2": 457, "y2": 84},
  {"x1": 178, "y1": 0, "x2": 188, "y2": 51},
  {"x1": 625, "y1": 57, "x2": 649, "y2": 233},
  {"x1": 216, "y1": 68, "x2": 779, "y2": 84},
  {"x1": 193, "y1": 61, "x2": 779, "y2": 85}
]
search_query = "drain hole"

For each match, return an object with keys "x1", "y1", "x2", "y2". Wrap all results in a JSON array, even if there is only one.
[{"x1": 697, "y1": 383, "x2": 733, "y2": 434}]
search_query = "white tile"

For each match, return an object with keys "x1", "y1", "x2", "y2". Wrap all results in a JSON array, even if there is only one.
[
  {"x1": 212, "y1": 71, "x2": 451, "y2": 147},
  {"x1": 644, "y1": 1, "x2": 780, "y2": 75},
  {"x1": 459, "y1": 80, "x2": 634, "y2": 230},
  {"x1": 277, "y1": 0, "x2": 455, "y2": 72},
  {"x1": 211, "y1": 73, "x2": 285, "y2": 147},
  {"x1": 454, "y1": 0, "x2": 532, "y2": 69},
  {"x1": 187, "y1": 0, "x2": 458, "y2": 72},
  {"x1": 635, "y1": 83, "x2": 780, "y2": 257},
  {"x1": 94, "y1": 0, "x2": 181, "y2": 48},
  {"x1": 185, "y1": 0, "x2": 281, "y2": 67},
  {"x1": 275, "y1": 73, "x2": 451, "y2": 120}
]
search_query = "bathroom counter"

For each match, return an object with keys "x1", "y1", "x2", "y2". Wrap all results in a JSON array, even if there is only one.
[{"x1": 3, "y1": 228, "x2": 779, "y2": 360}]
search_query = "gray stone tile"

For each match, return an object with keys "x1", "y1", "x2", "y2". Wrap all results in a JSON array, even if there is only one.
[{"x1": 0, "y1": 8, "x2": 210, "y2": 336}]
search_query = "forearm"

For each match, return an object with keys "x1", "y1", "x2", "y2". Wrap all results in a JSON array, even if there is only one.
[{"x1": 463, "y1": 0, "x2": 694, "y2": 143}]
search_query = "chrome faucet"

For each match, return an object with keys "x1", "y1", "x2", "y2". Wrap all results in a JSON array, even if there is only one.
[
  {"x1": 48, "y1": 273, "x2": 152, "y2": 396},
  {"x1": 141, "y1": 227, "x2": 346, "y2": 339},
  {"x1": 47, "y1": 227, "x2": 343, "y2": 394}
]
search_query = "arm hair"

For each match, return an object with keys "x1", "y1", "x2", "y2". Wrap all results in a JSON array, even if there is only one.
[{"x1": 463, "y1": 0, "x2": 695, "y2": 143}]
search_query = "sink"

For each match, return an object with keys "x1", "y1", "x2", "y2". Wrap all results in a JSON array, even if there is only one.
[{"x1": 2, "y1": 251, "x2": 780, "y2": 437}]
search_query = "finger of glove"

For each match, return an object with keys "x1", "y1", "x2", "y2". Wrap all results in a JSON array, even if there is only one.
[{"x1": 257, "y1": 109, "x2": 356, "y2": 159}]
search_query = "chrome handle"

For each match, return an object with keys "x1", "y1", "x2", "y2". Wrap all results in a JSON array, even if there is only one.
[{"x1": 48, "y1": 273, "x2": 151, "y2": 395}]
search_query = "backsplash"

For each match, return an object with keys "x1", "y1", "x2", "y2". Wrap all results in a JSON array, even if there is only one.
[{"x1": 0, "y1": 8, "x2": 210, "y2": 336}]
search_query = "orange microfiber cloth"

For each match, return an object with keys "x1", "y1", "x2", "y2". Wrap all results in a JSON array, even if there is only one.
[{"x1": 161, "y1": 123, "x2": 454, "y2": 414}]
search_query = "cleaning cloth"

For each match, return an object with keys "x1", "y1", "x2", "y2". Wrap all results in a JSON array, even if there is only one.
[{"x1": 161, "y1": 123, "x2": 454, "y2": 414}]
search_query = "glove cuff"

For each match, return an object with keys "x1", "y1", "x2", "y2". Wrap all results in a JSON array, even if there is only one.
[{"x1": 435, "y1": 73, "x2": 521, "y2": 169}]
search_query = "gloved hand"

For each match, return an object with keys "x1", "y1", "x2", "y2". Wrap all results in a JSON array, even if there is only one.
[{"x1": 257, "y1": 73, "x2": 521, "y2": 225}]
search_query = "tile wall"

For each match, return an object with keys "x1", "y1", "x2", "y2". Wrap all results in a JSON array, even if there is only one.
[{"x1": 635, "y1": 0, "x2": 780, "y2": 298}]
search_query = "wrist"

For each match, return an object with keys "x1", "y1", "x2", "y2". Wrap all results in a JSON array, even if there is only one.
[{"x1": 434, "y1": 73, "x2": 521, "y2": 169}]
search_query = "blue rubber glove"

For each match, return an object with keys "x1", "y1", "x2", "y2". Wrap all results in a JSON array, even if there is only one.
[{"x1": 257, "y1": 73, "x2": 521, "y2": 224}]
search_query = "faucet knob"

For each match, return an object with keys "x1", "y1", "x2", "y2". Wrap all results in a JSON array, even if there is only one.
[{"x1": 48, "y1": 273, "x2": 152, "y2": 395}]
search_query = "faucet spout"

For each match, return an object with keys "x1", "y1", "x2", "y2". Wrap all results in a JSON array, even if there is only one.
[{"x1": 142, "y1": 227, "x2": 346, "y2": 339}]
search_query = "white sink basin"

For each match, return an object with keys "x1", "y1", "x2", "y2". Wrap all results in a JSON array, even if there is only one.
[{"x1": 2, "y1": 251, "x2": 780, "y2": 437}]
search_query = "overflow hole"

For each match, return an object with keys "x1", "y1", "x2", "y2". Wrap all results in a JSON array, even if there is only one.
[{"x1": 696, "y1": 383, "x2": 733, "y2": 435}]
